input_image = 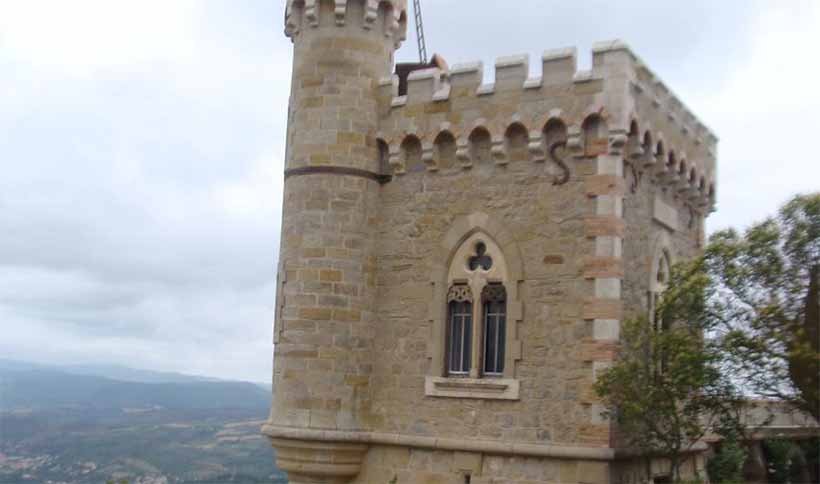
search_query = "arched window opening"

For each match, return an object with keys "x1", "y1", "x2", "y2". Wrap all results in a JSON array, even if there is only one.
[
  {"x1": 667, "y1": 151, "x2": 677, "y2": 170},
  {"x1": 629, "y1": 120, "x2": 640, "y2": 137},
  {"x1": 377, "y1": 138, "x2": 390, "y2": 176},
  {"x1": 655, "y1": 140, "x2": 665, "y2": 158},
  {"x1": 447, "y1": 285, "x2": 473, "y2": 376},
  {"x1": 642, "y1": 132, "x2": 654, "y2": 164},
  {"x1": 643, "y1": 131, "x2": 653, "y2": 151},
  {"x1": 543, "y1": 118, "x2": 568, "y2": 150},
  {"x1": 504, "y1": 123, "x2": 529, "y2": 162},
  {"x1": 434, "y1": 131, "x2": 456, "y2": 170},
  {"x1": 651, "y1": 250, "x2": 672, "y2": 333},
  {"x1": 469, "y1": 127, "x2": 492, "y2": 164},
  {"x1": 442, "y1": 232, "x2": 511, "y2": 380},
  {"x1": 401, "y1": 135, "x2": 423, "y2": 173},
  {"x1": 657, "y1": 254, "x2": 670, "y2": 286},
  {"x1": 653, "y1": 249, "x2": 673, "y2": 373},
  {"x1": 582, "y1": 114, "x2": 608, "y2": 157},
  {"x1": 627, "y1": 120, "x2": 643, "y2": 159},
  {"x1": 482, "y1": 284, "x2": 507, "y2": 376}
]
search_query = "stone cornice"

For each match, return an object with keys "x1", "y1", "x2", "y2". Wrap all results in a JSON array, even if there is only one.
[{"x1": 262, "y1": 424, "x2": 617, "y2": 460}]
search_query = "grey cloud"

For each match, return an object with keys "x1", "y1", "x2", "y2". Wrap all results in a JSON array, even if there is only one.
[
  {"x1": 0, "y1": 1, "x2": 289, "y2": 382},
  {"x1": 0, "y1": 0, "x2": 815, "y2": 382}
]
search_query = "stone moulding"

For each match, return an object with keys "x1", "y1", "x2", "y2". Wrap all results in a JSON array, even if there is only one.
[
  {"x1": 424, "y1": 376, "x2": 520, "y2": 400},
  {"x1": 284, "y1": 165, "x2": 392, "y2": 184},
  {"x1": 262, "y1": 424, "x2": 616, "y2": 461},
  {"x1": 268, "y1": 437, "x2": 368, "y2": 480}
]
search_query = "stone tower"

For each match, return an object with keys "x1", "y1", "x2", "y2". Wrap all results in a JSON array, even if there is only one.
[
  {"x1": 264, "y1": 2, "x2": 718, "y2": 483},
  {"x1": 264, "y1": 1, "x2": 408, "y2": 482}
]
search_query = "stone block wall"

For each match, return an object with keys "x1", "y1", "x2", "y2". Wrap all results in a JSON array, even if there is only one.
[
  {"x1": 371, "y1": 152, "x2": 594, "y2": 444},
  {"x1": 352, "y1": 446, "x2": 610, "y2": 484}
]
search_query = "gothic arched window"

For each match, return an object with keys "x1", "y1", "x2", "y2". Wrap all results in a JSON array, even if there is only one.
[
  {"x1": 650, "y1": 249, "x2": 672, "y2": 333},
  {"x1": 447, "y1": 285, "x2": 473, "y2": 375},
  {"x1": 426, "y1": 219, "x2": 522, "y2": 401},
  {"x1": 443, "y1": 235, "x2": 509, "y2": 379}
]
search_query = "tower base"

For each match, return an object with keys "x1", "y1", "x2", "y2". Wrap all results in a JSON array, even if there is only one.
[{"x1": 268, "y1": 437, "x2": 368, "y2": 484}]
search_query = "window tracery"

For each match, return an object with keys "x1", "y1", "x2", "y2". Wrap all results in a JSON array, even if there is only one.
[
  {"x1": 447, "y1": 285, "x2": 473, "y2": 303},
  {"x1": 467, "y1": 242, "x2": 493, "y2": 271}
]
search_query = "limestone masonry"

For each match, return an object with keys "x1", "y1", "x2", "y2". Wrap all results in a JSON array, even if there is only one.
[{"x1": 263, "y1": 1, "x2": 718, "y2": 482}]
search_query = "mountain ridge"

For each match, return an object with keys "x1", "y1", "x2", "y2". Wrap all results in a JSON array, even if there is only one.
[{"x1": 0, "y1": 360, "x2": 271, "y2": 411}]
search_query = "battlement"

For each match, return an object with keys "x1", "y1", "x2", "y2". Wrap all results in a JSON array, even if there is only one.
[
  {"x1": 376, "y1": 40, "x2": 718, "y2": 213},
  {"x1": 285, "y1": 0, "x2": 407, "y2": 47},
  {"x1": 382, "y1": 41, "x2": 715, "y2": 146}
]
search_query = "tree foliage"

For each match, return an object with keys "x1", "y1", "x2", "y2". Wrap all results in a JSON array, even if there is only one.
[
  {"x1": 705, "y1": 193, "x2": 820, "y2": 421},
  {"x1": 706, "y1": 436, "x2": 747, "y2": 484},
  {"x1": 763, "y1": 438, "x2": 810, "y2": 484},
  {"x1": 594, "y1": 261, "x2": 745, "y2": 482},
  {"x1": 595, "y1": 193, "x2": 819, "y2": 483}
]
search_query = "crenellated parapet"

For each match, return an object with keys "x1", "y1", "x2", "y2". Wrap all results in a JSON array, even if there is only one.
[
  {"x1": 375, "y1": 40, "x2": 717, "y2": 214},
  {"x1": 285, "y1": 0, "x2": 407, "y2": 47}
]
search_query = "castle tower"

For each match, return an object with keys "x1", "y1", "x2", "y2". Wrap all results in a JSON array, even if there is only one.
[
  {"x1": 265, "y1": 2, "x2": 718, "y2": 483},
  {"x1": 263, "y1": 1, "x2": 407, "y2": 482}
]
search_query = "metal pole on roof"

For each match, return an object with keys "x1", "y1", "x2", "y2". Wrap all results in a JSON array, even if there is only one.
[{"x1": 413, "y1": 0, "x2": 428, "y2": 63}]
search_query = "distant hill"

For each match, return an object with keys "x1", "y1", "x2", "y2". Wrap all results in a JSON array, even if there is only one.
[
  {"x1": 0, "y1": 362, "x2": 271, "y2": 411},
  {"x1": 59, "y1": 363, "x2": 225, "y2": 384},
  {"x1": 0, "y1": 358, "x2": 232, "y2": 384},
  {"x1": 0, "y1": 360, "x2": 283, "y2": 483}
]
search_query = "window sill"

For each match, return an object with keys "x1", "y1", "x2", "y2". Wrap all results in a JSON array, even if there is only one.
[{"x1": 424, "y1": 376, "x2": 520, "y2": 400}]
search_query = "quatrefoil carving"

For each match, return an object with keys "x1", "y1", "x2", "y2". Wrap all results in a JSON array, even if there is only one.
[
  {"x1": 447, "y1": 285, "x2": 473, "y2": 303},
  {"x1": 467, "y1": 242, "x2": 493, "y2": 271}
]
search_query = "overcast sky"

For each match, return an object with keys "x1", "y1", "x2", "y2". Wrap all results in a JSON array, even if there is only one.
[{"x1": 1, "y1": 1, "x2": 817, "y2": 383}]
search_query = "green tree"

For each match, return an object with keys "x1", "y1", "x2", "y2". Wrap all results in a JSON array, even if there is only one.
[
  {"x1": 596, "y1": 194, "x2": 820, "y2": 482},
  {"x1": 705, "y1": 193, "x2": 820, "y2": 421},
  {"x1": 764, "y1": 438, "x2": 810, "y2": 484},
  {"x1": 594, "y1": 261, "x2": 745, "y2": 483},
  {"x1": 705, "y1": 428, "x2": 747, "y2": 484}
]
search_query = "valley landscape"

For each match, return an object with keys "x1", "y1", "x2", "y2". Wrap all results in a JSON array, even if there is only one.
[{"x1": 0, "y1": 360, "x2": 286, "y2": 483}]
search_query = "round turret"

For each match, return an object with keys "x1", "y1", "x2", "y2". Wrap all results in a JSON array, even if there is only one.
[{"x1": 264, "y1": 1, "x2": 407, "y2": 482}]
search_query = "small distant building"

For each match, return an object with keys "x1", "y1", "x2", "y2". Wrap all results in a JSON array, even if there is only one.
[{"x1": 263, "y1": 1, "x2": 730, "y2": 482}]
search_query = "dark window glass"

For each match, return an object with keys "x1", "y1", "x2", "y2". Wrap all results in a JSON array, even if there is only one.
[
  {"x1": 482, "y1": 285, "x2": 507, "y2": 376},
  {"x1": 447, "y1": 300, "x2": 472, "y2": 375}
]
